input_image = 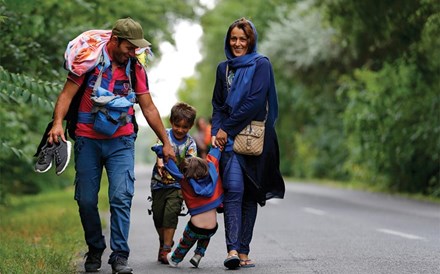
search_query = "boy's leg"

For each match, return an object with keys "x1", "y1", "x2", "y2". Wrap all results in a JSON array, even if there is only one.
[
  {"x1": 193, "y1": 238, "x2": 210, "y2": 257},
  {"x1": 160, "y1": 188, "x2": 183, "y2": 263},
  {"x1": 193, "y1": 223, "x2": 218, "y2": 257},
  {"x1": 152, "y1": 190, "x2": 166, "y2": 261},
  {"x1": 172, "y1": 222, "x2": 198, "y2": 263}
]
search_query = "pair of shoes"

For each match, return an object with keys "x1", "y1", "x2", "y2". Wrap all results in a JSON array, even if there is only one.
[
  {"x1": 84, "y1": 249, "x2": 103, "y2": 272},
  {"x1": 224, "y1": 254, "x2": 240, "y2": 270},
  {"x1": 110, "y1": 256, "x2": 133, "y2": 274},
  {"x1": 190, "y1": 254, "x2": 202, "y2": 268},
  {"x1": 34, "y1": 139, "x2": 71, "y2": 175},
  {"x1": 167, "y1": 252, "x2": 179, "y2": 267},
  {"x1": 240, "y1": 259, "x2": 256, "y2": 268}
]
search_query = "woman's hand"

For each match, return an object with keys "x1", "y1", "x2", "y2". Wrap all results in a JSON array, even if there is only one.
[{"x1": 213, "y1": 128, "x2": 228, "y2": 148}]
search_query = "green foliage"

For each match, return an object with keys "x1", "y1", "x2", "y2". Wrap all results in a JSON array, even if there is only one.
[
  {"x1": 0, "y1": 0, "x2": 201, "y2": 80},
  {"x1": 185, "y1": 0, "x2": 298, "y2": 117},
  {"x1": 0, "y1": 66, "x2": 65, "y2": 203},
  {"x1": 191, "y1": 0, "x2": 439, "y2": 196},
  {"x1": 341, "y1": 60, "x2": 439, "y2": 195},
  {"x1": 0, "y1": 0, "x2": 201, "y2": 200}
]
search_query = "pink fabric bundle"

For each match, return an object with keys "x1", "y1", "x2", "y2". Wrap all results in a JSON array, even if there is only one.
[{"x1": 64, "y1": 29, "x2": 111, "y2": 76}]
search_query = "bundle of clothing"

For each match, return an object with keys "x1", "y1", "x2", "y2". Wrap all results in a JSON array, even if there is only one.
[{"x1": 151, "y1": 145, "x2": 223, "y2": 215}]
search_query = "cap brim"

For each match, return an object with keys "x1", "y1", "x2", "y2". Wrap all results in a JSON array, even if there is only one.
[{"x1": 127, "y1": 38, "x2": 151, "y2": 48}]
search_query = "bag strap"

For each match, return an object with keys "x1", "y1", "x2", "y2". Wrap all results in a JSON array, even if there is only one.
[
  {"x1": 91, "y1": 54, "x2": 105, "y2": 97},
  {"x1": 226, "y1": 64, "x2": 268, "y2": 123}
]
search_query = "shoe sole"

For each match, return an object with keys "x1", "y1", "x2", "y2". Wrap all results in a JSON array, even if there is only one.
[
  {"x1": 85, "y1": 267, "x2": 100, "y2": 272},
  {"x1": 35, "y1": 161, "x2": 53, "y2": 173},
  {"x1": 167, "y1": 252, "x2": 178, "y2": 268},
  {"x1": 224, "y1": 256, "x2": 240, "y2": 269},
  {"x1": 56, "y1": 141, "x2": 71, "y2": 175},
  {"x1": 112, "y1": 270, "x2": 132, "y2": 274}
]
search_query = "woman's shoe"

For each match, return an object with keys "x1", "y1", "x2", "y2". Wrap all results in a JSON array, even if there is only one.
[
  {"x1": 240, "y1": 259, "x2": 255, "y2": 268},
  {"x1": 223, "y1": 254, "x2": 240, "y2": 269}
]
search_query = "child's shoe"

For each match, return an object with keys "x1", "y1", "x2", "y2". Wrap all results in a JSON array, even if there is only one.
[
  {"x1": 157, "y1": 246, "x2": 163, "y2": 262},
  {"x1": 190, "y1": 254, "x2": 202, "y2": 268},
  {"x1": 167, "y1": 252, "x2": 178, "y2": 268},
  {"x1": 159, "y1": 242, "x2": 174, "y2": 264},
  {"x1": 159, "y1": 246, "x2": 171, "y2": 264}
]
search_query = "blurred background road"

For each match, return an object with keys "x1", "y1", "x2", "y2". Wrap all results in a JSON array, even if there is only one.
[{"x1": 79, "y1": 164, "x2": 440, "y2": 274}]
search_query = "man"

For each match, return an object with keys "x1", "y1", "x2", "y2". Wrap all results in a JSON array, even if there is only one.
[{"x1": 47, "y1": 18, "x2": 176, "y2": 273}]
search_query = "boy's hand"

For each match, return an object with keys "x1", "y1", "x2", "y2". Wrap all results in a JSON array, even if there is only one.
[{"x1": 156, "y1": 158, "x2": 164, "y2": 176}]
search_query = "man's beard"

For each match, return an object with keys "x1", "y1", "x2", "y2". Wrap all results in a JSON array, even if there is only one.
[{"x1": 113, "y1": 47, "x2": 128, "y2": 66}]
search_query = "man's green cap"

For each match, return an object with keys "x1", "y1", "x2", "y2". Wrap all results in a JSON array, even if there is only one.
[{"x1": 112, "y1": 17, "x2": 151, "y2": 48}]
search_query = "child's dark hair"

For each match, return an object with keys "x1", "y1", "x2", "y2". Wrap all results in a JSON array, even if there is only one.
[
  {"x1": 180, "y1": 157, "x2": 209, "y2": 180},
  {"x1": 170, "y1": 102, "x2": 197, "y2": 126}
]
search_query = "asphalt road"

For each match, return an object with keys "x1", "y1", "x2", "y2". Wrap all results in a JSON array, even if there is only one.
[{"x1": 76, "y1": 164, "x2": 440, "y2": 274}]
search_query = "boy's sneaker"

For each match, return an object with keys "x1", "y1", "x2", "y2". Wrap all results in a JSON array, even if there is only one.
[
  {"x1": 54, "y1": 139, "x2": 72, "y2": 175},
  {"x1": 34, "y1": 142, "x2": 55, "y2": 173},
  {"x1": 167, "y1": 252, "x2": 178, "y2": 268},
  {"x1": 110, "y1": 256, "x2": 133, "y2": 274},
  {"x1": 190, "y1": 254, "x2": 202, "y2": 268},
  {"x1": 84, "y1": 250, "x2": 103, "y2": 272},
  {"x1": 159, "y1": 246, "x2": 172, "y2": 264}
]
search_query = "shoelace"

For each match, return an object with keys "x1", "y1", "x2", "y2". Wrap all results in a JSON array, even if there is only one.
[
  {"x1": 37, "y1": 151, "x2": 50, "y2": 164},
  {"x1": 54, "y1": 150, "x2": 61, "y2": 163}
]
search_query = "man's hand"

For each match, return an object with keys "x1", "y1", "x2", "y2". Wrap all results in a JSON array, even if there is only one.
[
  {"x1": 48, "y1": 79, "x2": 80, "y2": 144},
  {"x1": 47, "y1": 122, "x2": 66, "y2": 144},
  {"x1": 162, "y1": 143, "x2": 176, "y2": 163}
]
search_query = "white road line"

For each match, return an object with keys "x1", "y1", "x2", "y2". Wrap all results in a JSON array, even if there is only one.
[
  {"x1": 376, "y1": 228, "x2": 426, "y2": 240},
  {"x1": 303, "y1": 207, "x2": 326, "y2": 216}
]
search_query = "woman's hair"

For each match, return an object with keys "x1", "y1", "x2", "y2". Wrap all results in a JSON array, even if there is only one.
[
  {"x1": 180, "y1": 157, "x2": 209, "y2": 179},
  {"x1": 226, "y1": 17, "x2": 256, "y2": 54},
  {"x1": 170, "y1": 102, "x2": 197, "y2": 126}
]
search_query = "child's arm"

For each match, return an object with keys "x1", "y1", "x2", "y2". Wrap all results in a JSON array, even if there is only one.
[{"x1": 156, "y1": 157, "x2": 164, "y2": 177}]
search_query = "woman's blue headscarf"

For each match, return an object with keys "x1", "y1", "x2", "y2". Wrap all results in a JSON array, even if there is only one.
[{"x1": 224, "y1": 19, "x2": 278, "y2": 127}]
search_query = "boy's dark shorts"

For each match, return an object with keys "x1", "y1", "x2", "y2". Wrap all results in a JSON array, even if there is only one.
[{"x1": 151, "y1": 188, "x2": 183, "y2": 229}]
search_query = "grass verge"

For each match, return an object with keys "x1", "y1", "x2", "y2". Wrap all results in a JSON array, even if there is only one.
[{"x1": 0, "y1": 182, "x2": 109, "y2": 274}]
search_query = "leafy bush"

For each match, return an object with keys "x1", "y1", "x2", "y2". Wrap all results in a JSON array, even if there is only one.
[
  {"x1": 0, "y1": 66, "x2": 66, "y2": 204},
  {"x1": 341, "y1": 60, "x2": 439, "y2": 195}
]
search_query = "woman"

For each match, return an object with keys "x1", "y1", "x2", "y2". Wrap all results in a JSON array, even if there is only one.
[{"x1": 211, "y1": 17, "x2": 285, "y2": 269}]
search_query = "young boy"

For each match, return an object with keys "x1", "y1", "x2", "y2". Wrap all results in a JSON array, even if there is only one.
[
  {"x1": 151, "y1": 145, "x2": 223, "y2": 268},
  {"x1": 150, "y1": 102, "x2": 197, "y2": 264}
]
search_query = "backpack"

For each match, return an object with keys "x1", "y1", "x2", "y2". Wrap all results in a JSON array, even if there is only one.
[{"x1": 34, "y1": 57, "x2": 139, "y2": 157}]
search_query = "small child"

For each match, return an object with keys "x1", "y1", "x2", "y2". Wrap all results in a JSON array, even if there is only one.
[
  {"x1": 151, "y1": 146, "x2": 223, "y2": 268},
  {"x1": 150, "y1": 102, "x2": 198, "y2": 264}
]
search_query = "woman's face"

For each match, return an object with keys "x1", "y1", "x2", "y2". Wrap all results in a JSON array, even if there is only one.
[{"x1": 229, "y1": 27, "x2": 249, "y2": 57}]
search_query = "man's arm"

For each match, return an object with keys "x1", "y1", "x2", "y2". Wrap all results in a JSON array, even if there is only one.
[
  {"x1": 137, "y1": 93, "x2": 176, "y2": 163},
  {"x1": 48, "y1": 79, "x2": 80, "y2": 143}
]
